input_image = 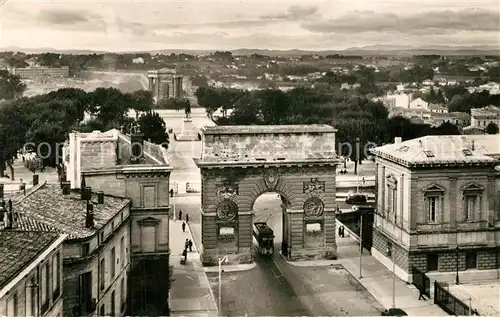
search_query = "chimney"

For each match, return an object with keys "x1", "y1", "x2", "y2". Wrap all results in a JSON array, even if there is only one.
[
  {"x1": 85, "y1": 203, "x2": 94, "y2": 228},
  {"x1": 80, "y1": 176, "x2": 87, "y2": 199},
  {"x1": 394, "y1": 137, "x2": 402, "y2": 145},
  {"x1": 62, "y1": 181, "x2": 71, "y2": 195},
  {"x1": 97, "y1": 191, "x2": 104, "y2": 204},
  {"x1": 0, "y1": 184, "x2": 3, "y2": 200},
  {"x1": 84, "y1": 187, "x2": 92, "y2": 201}
]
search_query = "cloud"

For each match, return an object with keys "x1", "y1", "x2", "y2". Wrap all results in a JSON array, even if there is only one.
[
  {"x1": 261, "y1": 4, "x2": 319, "y2": 21},
  {"x1": 115, "y1": 18, "x2": 148, "y2": 36},
  {"x1": 301, "y1": 8, "x2": 500, "y2": 34},
  {"x1": 36, "y1": 8, "x2": 107, "y2": 32}
]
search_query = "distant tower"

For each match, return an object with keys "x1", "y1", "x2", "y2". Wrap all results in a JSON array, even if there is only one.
[{"x1": 147, "y1": 69, "x2": 183, "y2": 103}]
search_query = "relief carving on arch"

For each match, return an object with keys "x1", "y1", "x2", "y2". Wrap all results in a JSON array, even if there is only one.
[
  {"x1": 216, "y1": 182, "x2": 239, "y2": 200},
  {"x1": 264, "y1": 168, "x2": 279, "y2": 189},
  {"x1": 303, "y1": 197, "x2": 325, "y2": 218},
  {"x1": 216, "y1": 199, "x2": 238, "y2": 223},
  {"x1": 303, "y1": 178, "x2": 325, "y2": 196}
]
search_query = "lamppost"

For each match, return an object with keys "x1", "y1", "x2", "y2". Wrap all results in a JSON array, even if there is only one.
[
  {"x1": 218, "y1": 256, "x2": 228, "y2": 315},
  {"x1": 392, "y1": 247, "x2": 396, "y2": 308},
  {"x1": 172, "y1": 182, "x2": 177, "y2": 220},
  {"x1": 455, "y1": 244, "x2": 460, "y2": 285},
  {"x1": 359, "y1": 210, "x2": 364, "y2": 279}
]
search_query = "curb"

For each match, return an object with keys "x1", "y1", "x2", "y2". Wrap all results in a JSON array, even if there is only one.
[
  {"x1": 204, "y1": 262, "x2": 257, "y2": 273},
  {"x1": 278, "y1": 251, "x2": 340, "y2": 267}
]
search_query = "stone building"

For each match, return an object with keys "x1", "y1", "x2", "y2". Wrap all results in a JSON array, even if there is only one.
[
  {"x1": 2, "y1": 184, "x2": 131, "y2": 317},
  {"x1": 63, "y1": 129, "x2": 172, "y2": 315},
  {"x1": 0, "y1": 228, "x2": 66, "y2": 317},
  {"x1": 470, "y1": 105, "x2": 500, "y2": 131},
  {"x1": 371, "y1": 135, "x2": 500, "y2": 283},
  {"x1": 147, "y1": 68, "x2": 183, "y2": 102}
]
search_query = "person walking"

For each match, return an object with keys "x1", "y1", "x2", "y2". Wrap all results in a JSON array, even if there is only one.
[
  {"x1": 178, "y1": 210, "x2": 182, "y2": 221},
  {"x1": 188, "y1": 239, "x2": 193, "y2": 252},
  {"x1": 185, "y1": 213, "x2": 189, "y2": 223},
  {"x1": 170, "y1": 188, "x2": 174, "y2": 197},
  {"x1": 181, "y1": 222, "x2": 186, "y2": 232},
  {"x1": 418, "y1": 288, "x2": 426, "y2": 300}
]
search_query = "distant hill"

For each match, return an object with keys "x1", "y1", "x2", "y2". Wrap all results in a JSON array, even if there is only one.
[{"x1": 1, "y1": 45, "x2": 498, "y2": 56}]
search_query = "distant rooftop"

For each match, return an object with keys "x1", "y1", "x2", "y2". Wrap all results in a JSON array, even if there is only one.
[
  {"x1": 0, "y1": 230, "x2": 60, "y2": 289},
  {"x1": 4, "y1": 184, "x2": 130, "y2": 240},
  {"x1": 201, "y1": 124, "x2": 336, "y2": 135},
  {"x1": 371, "y1": 135, "x2": 500, "y2": 167}
]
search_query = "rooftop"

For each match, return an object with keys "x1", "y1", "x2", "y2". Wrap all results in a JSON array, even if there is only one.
[
  {"x1": 0, "y1": 230, "x2": 60, "y2": 289},
  {"x1": 471, "y1": 105, "x2": 500, "y2": 115},
  {"x1": 201, "y1": 124, "x2": 336, "y2": 135},
  {"x1": 371, "y1": 135, "x2": 500, "y2": 167},
  {"x1": 3, "y1": 184, "x2": 130, "y2": 240}
]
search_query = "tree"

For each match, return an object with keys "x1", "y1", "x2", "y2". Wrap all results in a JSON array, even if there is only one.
[
  {"x1": 137, "y1": 111, "x2": 169, "y2": 148},
  {"x1": 156, "y1": 98, "x2": 188, "y2": 111},
  {"x1": 89, "y1": 87, "x2": 129, "y2": 128},
  {"x1": 0, "y1": 70, "x2": 26, "y2": 100},
  {"x1": 432, "y1": 121, "x2": 460, "y2": 135},
  {"x1": 24, "y1": 155, "x2": 43, "y2": 173},
  {"x1": 128, "y1": 90, "x2": 153, "y2": 118},
  {"x1": 486, "y1": 122, "x2": 499, "y2": 134}
]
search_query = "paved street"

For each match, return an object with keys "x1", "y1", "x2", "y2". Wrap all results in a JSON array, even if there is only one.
[{"x1": 206, "y1": 193, "x2": 383, "y2": 316}]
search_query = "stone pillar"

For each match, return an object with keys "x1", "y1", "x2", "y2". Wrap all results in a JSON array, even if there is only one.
[
  {"x1": 449, "y1": 176, "x2": 458, "y2": 227},
  {"x1": 200, "y1": 211, "x2": 217, "y2": 265},
  {"x1": 486, "y1": 176, "x2": 495, "y2": 223},
  {"x1": 237, "y1": 212, "x2": 252, "y2": 263},
  {"x1": 148, "y1": 77, "x2": 153, "y2": 91}
]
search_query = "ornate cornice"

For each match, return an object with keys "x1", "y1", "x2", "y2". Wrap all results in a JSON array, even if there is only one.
[{"x1": 200, "y1": 165, "x2": 335, "y2": 179}]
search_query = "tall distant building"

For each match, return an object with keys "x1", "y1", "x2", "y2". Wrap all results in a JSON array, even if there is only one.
[{"x1": 147, "y1": 68, "x2": 183, "y2": 102}]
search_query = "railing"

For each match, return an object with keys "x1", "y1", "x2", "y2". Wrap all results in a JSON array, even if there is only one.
[
  {"x1": 434, "y1": 281, "x2": 479, "y2": 315},
  {"x1": 412, "y1": 267, "x2": 430, "y2": 298}
]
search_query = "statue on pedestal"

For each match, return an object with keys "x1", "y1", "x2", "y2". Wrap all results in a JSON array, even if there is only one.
[{"x1": 184, "y1": 101, "x2": 192, "y2": 119}]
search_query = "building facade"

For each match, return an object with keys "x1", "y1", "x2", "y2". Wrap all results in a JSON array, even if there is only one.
[
  {"x1": 371, "y1": 135, "x2": 500, "y2": 283},
  {"x1": 4, "y1": 184, "x2": 131, "y2": 317},
  {"x1": 64, "y1": 129, "x2": 172, "y2": 315},
  {"x1": 470, "y1": 105, "x2": 500, "y2": 131},
  {"x1": 10, "y1": 66, "x2": 70, "y2": 79},
  {"x1": 0, "y1": 229, "x2": 66, "y2": 317}
]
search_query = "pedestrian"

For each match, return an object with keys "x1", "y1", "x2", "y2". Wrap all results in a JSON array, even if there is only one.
[
  {"x1": 185, "y1": 213, "x2": 189, "y2": 223},
  {"x1": 178, "y1": 210, "x2": 182, "y2": 221},
  {"x1": 362, "y1": 177, "x2": 365, "y2": 184},
  {"x1": 338, "y1": 226, "x2": 342, "y2": 237},
  {"x1": 182, "y1": 249, "x2": 187, "y2": 262},
  {"x1": 170, "y1": 188, "x2": 174, "y2": 197},
  {"x1": 418, "y1": 289, "x2": 426, "y2": 300},
  {"x1": 188, "y1": 239, "x2": 193, "y2": 252},
  {"x1": 182, "y1": 222, "x2": 186, "y2": 232},
  {"x1": 336, "y1": 205, "x2": 340, "y2": 213},
  {"x1": 340, "y1": 226, "x2": 345, "y2": 238},
  {"x1": 185, "y1": 239, "x2": 189, "y2": 250}
]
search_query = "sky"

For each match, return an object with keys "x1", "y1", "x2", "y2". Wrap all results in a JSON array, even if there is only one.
[{"x1": 0, "y1": 0, "x2": 499, "y2": 51}]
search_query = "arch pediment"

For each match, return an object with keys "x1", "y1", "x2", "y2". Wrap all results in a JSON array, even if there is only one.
[
  {"x1": 460, "y1": 182, "x2": 484, "y2": 192},
  {"x1": 422, "y1": 183, "x2": 446, "y2": 193}
]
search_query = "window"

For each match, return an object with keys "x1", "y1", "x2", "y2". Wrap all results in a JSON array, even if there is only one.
[
  {"x1": 7, "y1": 291, "x2": 18, "y2": 316},
  {"x1": 111, "y1": 221, "x2": 115, "y2": 231},
  {"x1": 464, "y1": 195, "x2": 478, "y2": 221},
  {"x1": 462, "y1": 149, "x2": 472, "y2": 156},
  {"x1": 99, "y1": 232, "x2": 104, "y2": 244},
  {"x1": 100, "y1": 304, "x2": 105, "y2": 316},
  {"x1": 427, "y1": 254, "x2": 439, "y2": 271},
  {"x1": 78, "y1": 272, "x2": 93, "y2": 314},
  {"x1": 120, "y1": 237, "x2": 125, "y2": 268},
  {"x1": 99, "y1": 258, "x2": 105, "y2": 291},
  {"x1": 53, "y1": 252, "x2": 61, "y2": 298},
  {"x1": 41, "y1": 262, "x2": 50, "y2": 313},
  {"x1": 81, "y1": 243, "x2": 90, "y2": 256},
  {"x1": 110, "y1": 247, "x2": 116, "y2": 278},
  {"x1": 423, "y1": 150, "x2": 434, "y2": 157},
  {"x1": 427, "y1": 197, "x2": 439, "y2": 222},
  {"x1": 120, "y1": 278, "x2": 125, "y2": 312},
  {"x1": 111, "y1": 290, "x2": 116, "y2": 316},
  {"x1": 466, "y1": 252, "x2": 477, "y2": 269},
  {"x1": 26, "y1": 276, "x2": 37, "y2": 317}
]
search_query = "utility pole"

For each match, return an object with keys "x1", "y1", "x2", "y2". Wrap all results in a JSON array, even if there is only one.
[{"x1": 218, "y1": 256, "x2": 228, "y2": 315}]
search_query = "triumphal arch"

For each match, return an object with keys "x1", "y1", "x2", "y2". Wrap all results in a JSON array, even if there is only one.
[{"x1": 194, "y1": 125, "x2": 342, "y2": 265}]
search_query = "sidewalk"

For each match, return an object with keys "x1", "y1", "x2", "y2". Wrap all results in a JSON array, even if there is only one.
[
  {"x1": 283, "y1": 230, "x2": 448, "y2": 316},
  {"x1": 168, "y1": 219, "x2": 218, "y2": 317}
]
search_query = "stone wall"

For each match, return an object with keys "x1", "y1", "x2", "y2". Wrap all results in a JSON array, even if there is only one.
[
  {"x1": 80, "y1": 140, "x2": 117, "y2": 171},
  {"x1": 372, "y1": 228, "x2": 409, "y2": 272}
]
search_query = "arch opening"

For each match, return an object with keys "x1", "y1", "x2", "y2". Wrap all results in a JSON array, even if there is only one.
[{"x1": 252, "y1": 191, "x2": 290, "y2": 259}]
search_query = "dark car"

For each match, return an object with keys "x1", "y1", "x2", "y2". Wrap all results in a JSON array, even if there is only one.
[
  {"x1": 345, "y1": 193, "x2": 367, "y2": 204},
  {"x1": 352, "y1": 205, "x2": 375, "y2": 213}
]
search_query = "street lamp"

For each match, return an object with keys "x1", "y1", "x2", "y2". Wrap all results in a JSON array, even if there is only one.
[
  {"x1": 172, "y1": 182, "x2": 177, "y2": 220},
  {"x1": 455, "y1": 244, "x2": 460, "y2": 285},
  {"x1": 218, "y1": 256, "x2": 228, "y2": 315},
  {"x1": 392, "y1": 248, "x2": 396, "y2": 308},
  {"x1": 359, "y1": 211, "x2": 364, "y2": 279}
]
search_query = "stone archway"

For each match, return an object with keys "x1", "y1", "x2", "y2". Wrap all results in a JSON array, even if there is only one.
[{"x1": 194, "y1": 125, "x2": 342, "y2": 266}]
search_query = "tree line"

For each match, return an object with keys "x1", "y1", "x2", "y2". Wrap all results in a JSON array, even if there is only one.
[
  {"x1": 0, "y1": 84, "x2": 168, "y2": 180},
  {"x1": 194, "y1": 86, "x2": 465, "y2": 162}
]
